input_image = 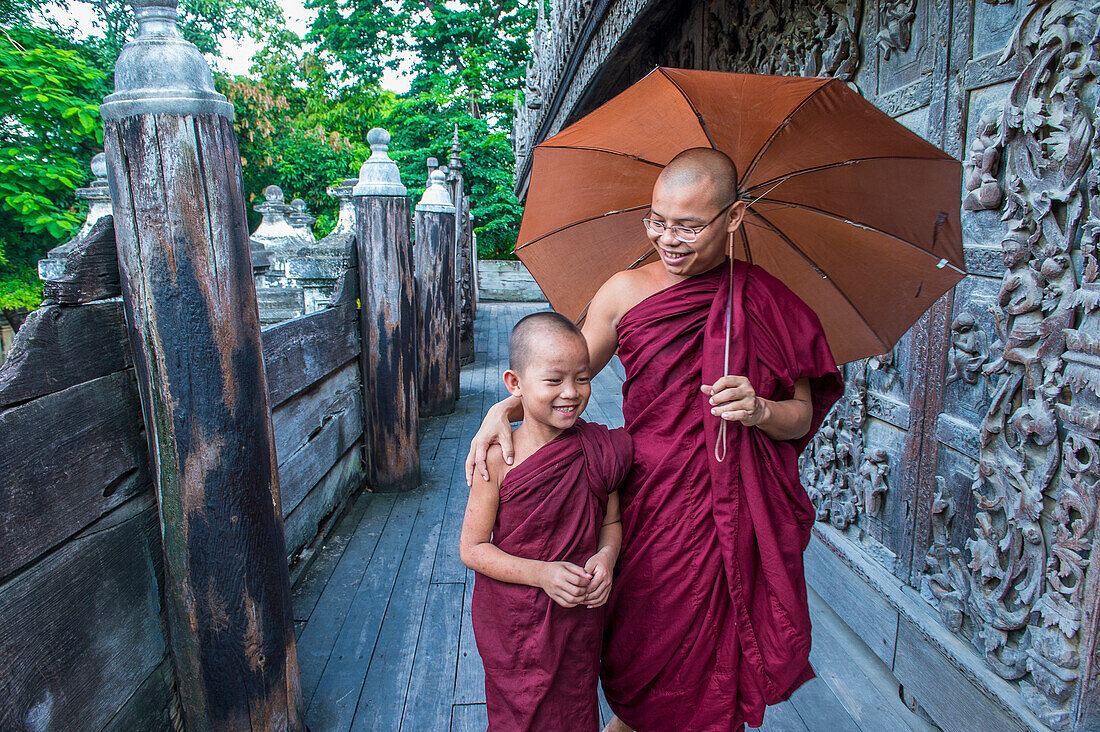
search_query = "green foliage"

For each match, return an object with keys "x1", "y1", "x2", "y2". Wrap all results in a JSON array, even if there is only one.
[
  {"x1": 378, "y1": 0, "x2": 534, "y2": 259},
  {"x1": 0, "y1": 25, "x2": 107, "y2": 309},
  {"x1": 72, "y1": 0, "x2": 282, "y2": 69},
  {"x1": 0, "y1": 0, "x2": 535, "y2": 310}
]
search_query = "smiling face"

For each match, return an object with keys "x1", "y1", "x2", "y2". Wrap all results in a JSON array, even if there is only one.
[
  {"x1": 647, "y1": 176, "x2": 740, "y2": 278},
  {"x1": 504, "y1": 329, "x2": 592, "y2": 435}
]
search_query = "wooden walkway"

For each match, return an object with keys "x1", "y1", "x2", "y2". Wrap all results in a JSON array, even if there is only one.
[{"x1": 291, "y1": 302, "x2": 938, "y2": 732}]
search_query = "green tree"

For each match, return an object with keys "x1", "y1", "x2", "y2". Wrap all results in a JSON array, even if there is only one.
[
  {"x1": 0, "y1": 25, "x2": 107, "y2": 309},
  {"x1": 381, "y1": 0, "x2": 535, "y2": 259}
]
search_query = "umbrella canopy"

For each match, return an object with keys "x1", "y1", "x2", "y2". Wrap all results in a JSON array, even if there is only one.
[{"x1": 514, "y1": 67, "x2": 966, "y2": 365}]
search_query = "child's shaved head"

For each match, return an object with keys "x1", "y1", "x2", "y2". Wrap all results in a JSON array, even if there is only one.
[{"x1": 509, "y1": 312, "x2": 586, "y2": 373}]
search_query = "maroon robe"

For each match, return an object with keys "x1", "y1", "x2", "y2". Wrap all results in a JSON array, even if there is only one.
[
  {"x1": 473, "y1": 418, "x2": 633, "y2": 732},
  {"x1": 602, "y1": 260, "x2": 844, "y2": 731}
]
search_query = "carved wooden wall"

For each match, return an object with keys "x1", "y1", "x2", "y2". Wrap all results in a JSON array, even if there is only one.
[{"x1": 514, "y1": 1, "x2": 1100, "y2": 729}]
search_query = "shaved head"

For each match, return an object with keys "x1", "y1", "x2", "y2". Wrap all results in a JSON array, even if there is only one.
[
  {"x1": 658, "y1": 148, "x2": 740, "y2": 209},
  {"x1": 509, "y1": 311, "x2": 587, "y2": 374}
]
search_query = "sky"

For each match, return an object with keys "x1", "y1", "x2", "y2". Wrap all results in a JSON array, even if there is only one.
[{"x1": 62, "y1": 0, "x2": 413, "y2": 93}]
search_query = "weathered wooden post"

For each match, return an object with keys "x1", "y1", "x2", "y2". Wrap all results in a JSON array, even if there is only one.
[
  {"x1": 99, "y1": 1, "x2": 304, "y2": 728},
  {"x1": 448, "y1": 128, "x2": 477, "y2": 365},
  {"x1": 354, "y1": 128, "x2": 420, "y2": 490},
  {"x1": 415, "y1": 165, "x2": 458, "y2": 416}
]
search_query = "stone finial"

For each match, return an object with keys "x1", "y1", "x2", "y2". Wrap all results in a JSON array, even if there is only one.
[
  {"x1": 250, "y1": 184, "x2": 298, "y2": 252},
  {"x1": 288, "y1": 198, "x2": 317, "y2": 242},
  {"x1": 39, "y1": 152, "x2": 114, "y2": 280},
  {"x1": 450, "y1": 125, "x2": 462, "y2": 171},
  {"x1": 100, "y1": 0, "x2": 232, "y2": 122},
  {"x1": 416, "y1": 169, "x2": 456, "y2": 213},
  {"x1": 353, "y1": 128, "x2": 407, "y2": 196},
  {"x1": 426, "y1": 157, "x2": 439, "y2": 187}
]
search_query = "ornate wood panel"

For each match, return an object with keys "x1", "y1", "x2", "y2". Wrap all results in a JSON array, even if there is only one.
[{"x1": 513, "y1": 1, "x2": 1100, "y2": 728}]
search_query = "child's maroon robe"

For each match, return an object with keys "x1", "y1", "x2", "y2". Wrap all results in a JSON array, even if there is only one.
[
  {"x1": 472, "y1": 419, "x2": 633, "y2": 732},
  {"x1": 602, "y1": 260, "x2": 844, "y2": 731}
]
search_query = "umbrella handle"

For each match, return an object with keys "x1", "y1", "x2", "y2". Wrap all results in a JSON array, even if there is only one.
[{"x1": 715, "y1": 234, "x2": 735, "y2": 464}]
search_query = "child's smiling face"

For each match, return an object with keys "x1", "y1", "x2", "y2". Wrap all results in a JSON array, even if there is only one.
[{"x1": 505, "y1": 330, "x2": 592, "y2": 432}]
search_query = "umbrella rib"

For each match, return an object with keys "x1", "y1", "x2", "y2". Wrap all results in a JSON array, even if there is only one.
[
  {"x1": 535, "y1": 145, "x2": 666, "y2": 168},
  {"x1": 514, "y1": 204, "x2": 651, "y2": 251},
  {"x1": 752, "y1": 196, "x2": 966, "y2": 273},
  {"x1": 657, "y1": 67, "x2": 717, "y2": 149},
  {"x1": 741, "y1": 80, "x2": 832, "y2": 184},
  {"x1": 572, "y1": 247, "x2": 655, "y2": 328},
  {"x1": 744, "y1": 155, "x2": 958, "y2": 193},
  {"x1": 748, "y1": 208, "x2": 890, "y2": 352}
]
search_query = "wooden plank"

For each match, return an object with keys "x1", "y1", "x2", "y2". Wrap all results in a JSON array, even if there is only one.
[
  {"x1": 788, "y1": 677, "x2": 861, "y2": 732},
  {"x1": 804, "y1": 533, "x2": 899, "y2": 666},
  {"x1": 760, "y1": 701, "x2": 811, "y2": 732},
  {"x1": 350, "y1": 485, "x2": 449, "y2": 730},
  {"x1": 432, "y1": 308, "x2": 496, "y2": 583},
  {"x1": 400, "y1": 582, "x2": 464, "y2": 730},
  {"x1": 305, "y1": 490, "x2": 421, "y2": 727},
  {"x1": 278, "y1": 394, "x2": 364, "y2": 518},
  {"x1": 292, "y1": 490, "x2": 373, "y2": 623},
  {"x1": 450, "y1": 704, "x2": 488, "y2": 732},
  {"x1": 272, "y1": 360, "x2": 361, "y2": 465},
  {"x1": 892, "y1": 616, "x2": 1026, "y2": 732},
  {"x1": 0, "y1": 370, "x2": 150, "y2": 578},
  {"x1": 283, "y1": 442, "x2": 364, "y2": 559},
  {"x1": 0, "y1": 302, "x2": 131, "y2": 409},
  {"x1": 454, "y1": 569, "x2": 485, "y2": 705},
  {"x1": 0, "y1": 498, "x2": 166, "y2": 730},
  {"x1": 297, "y1": 491, "x2": 398, "y2": 707},
  {"x1": 103, "y1": 657, "x2": 173, "y2": 732},
  {"x1": 599, "y1": 686, "x2": 614, "y2": 728},
  {"x1": 262, "y1": 301, "x2": 360, "y2": 408},
  {"x1": 805, "y1": 584, "x2": 931, "y2": 731},
  {"x1": 41, "y1": 215, "x2": 122, "y2": 305}
]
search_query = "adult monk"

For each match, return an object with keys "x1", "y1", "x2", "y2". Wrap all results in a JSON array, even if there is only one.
[{"x1": 466, "y1": 148, "x2": 845, "y2": 731}]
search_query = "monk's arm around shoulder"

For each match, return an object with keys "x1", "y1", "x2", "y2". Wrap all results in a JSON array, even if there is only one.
[
  {"x1": 459, "y1": 449, "x2": 593, "y2": 608},
  {"x1": 464, "y1": 271, "x2": 631, "y2": 486}
]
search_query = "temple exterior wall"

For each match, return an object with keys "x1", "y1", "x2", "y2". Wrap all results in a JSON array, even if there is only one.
[{"x1": 513, "y1": 2, "x2": 1100, "y2": 729}]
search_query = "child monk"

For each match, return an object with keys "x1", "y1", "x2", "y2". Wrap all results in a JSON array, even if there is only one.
[{"x1": 460, "y1": 311, "x2": 632, "y2": 732}]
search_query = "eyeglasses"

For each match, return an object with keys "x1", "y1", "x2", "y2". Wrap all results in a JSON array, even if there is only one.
[{"x1": 642, "y1": 201, "x2": 736, "y2": 243}]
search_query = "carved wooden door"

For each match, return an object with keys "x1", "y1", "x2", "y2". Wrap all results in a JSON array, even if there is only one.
[
  {"x1": 802, "y1": 0, "x2": 951, "y2": 589},
  {"x1": 911, "y1": 2, "x2": 1100, "y2": 727}
]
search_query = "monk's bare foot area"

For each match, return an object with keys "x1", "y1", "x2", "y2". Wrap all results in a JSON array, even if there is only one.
[{"x1": 603, "y1": 716, "x2": 634, "y2": 732}]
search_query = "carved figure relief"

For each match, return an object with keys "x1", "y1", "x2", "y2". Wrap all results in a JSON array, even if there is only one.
[
  {"x1": 964, "y1": 106, "x2": 1005, "y2": 211},
  {"x1": 946, "y1": 312, "x2": 991, "y2": 385},
  {"x1": 877, "y1": 0, "x2": 918, "y2": 60}
]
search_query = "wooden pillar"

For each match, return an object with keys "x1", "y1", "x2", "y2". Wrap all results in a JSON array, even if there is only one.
[
  {"x1": 99, "y1": 1, "x2": 303, "y2": 729},
  {"x1": 449, "y1": 127, "x2": 477, "y2": 365},
  {"x1": 354, "y1": 128, "x2": 420, "y2": 491},
  {"x1": 415, "y1": 167, "x2": 458, "y2": 416}
]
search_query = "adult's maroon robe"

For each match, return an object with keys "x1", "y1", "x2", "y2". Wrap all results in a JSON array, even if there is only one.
[
  {"x1": 602, "y1": 259, "x2": 844, "y2": 731},
  {"x1": 473, "y1": 418, "x2": 633, "y2": 732}
]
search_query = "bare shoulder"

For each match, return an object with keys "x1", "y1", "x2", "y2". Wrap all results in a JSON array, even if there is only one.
[
  {"x1": 591, "y1": 263, "x2": 666, "y2": 325},
  {"x1": 482, "y1": 443, "x2": 508, "y2": 487}
]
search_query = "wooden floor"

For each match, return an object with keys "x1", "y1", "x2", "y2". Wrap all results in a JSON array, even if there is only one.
[{"x1": 291, "y1": 301, "x2": 939, "y2": 732}]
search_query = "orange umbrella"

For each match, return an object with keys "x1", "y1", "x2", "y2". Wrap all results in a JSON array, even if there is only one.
[{"x1": 514, "y1": 67, "x2": 966, "y2": 364}]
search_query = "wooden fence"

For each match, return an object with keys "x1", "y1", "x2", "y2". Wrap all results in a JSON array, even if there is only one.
[{"x1": 0, "y1": 11, "x2": 475, "y2": 723}]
